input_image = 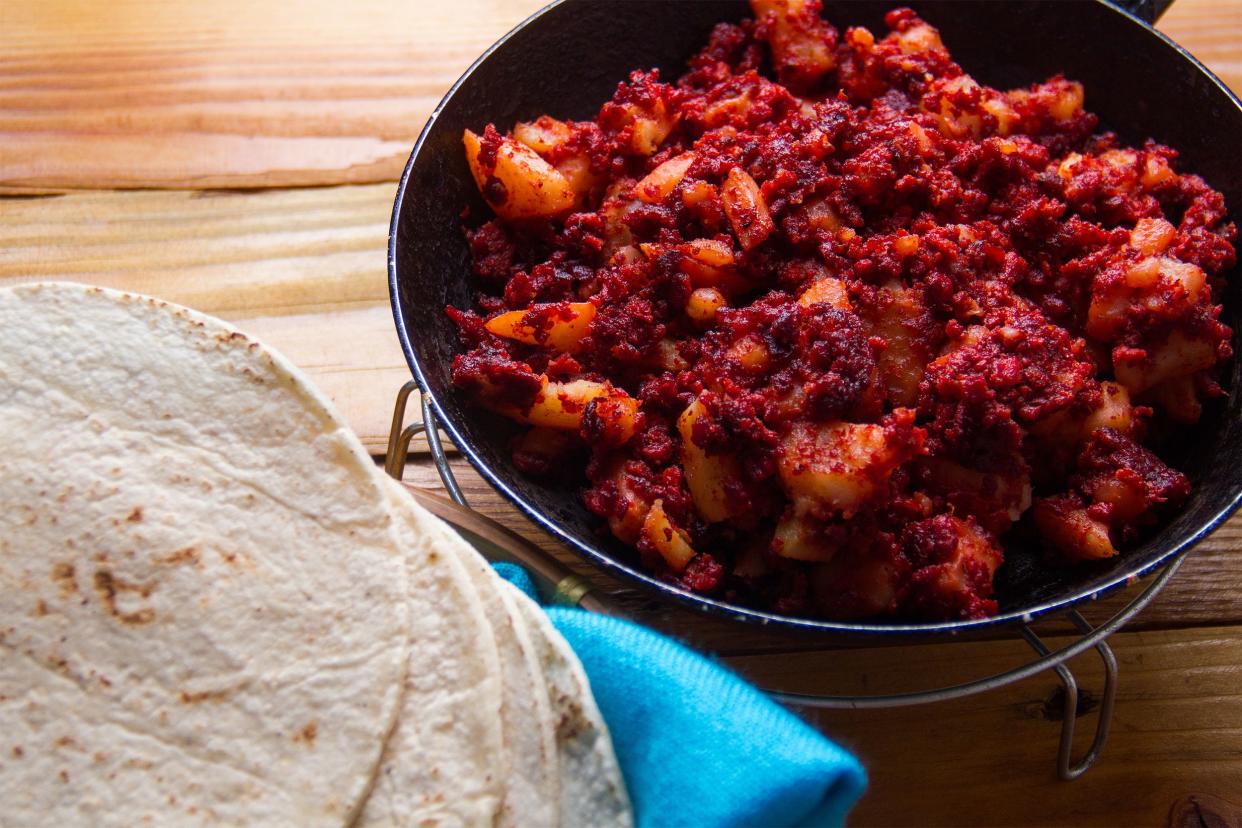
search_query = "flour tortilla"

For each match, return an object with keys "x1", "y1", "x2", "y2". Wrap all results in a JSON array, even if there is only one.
[
  {"x1": 506, "y1": 584, "x2": 632, "y2": 828},
  {"x1": 0, "y1": 283, "x2": 411, "y2": 826},
  {"x1": 415, "y1": 505, "x2": 560, "y2": 828},
  {"x1": 356, "y1": 479, "x2": 508, "y2": 827}
]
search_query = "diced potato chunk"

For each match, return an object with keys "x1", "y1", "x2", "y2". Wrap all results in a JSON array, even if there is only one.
[
  {"x1": 642, "y1": 499, "x2": 696, "y2": 572},
  {"x1": 778, "y1": 420, "x2": 902, "y2": 518},
  {"x1": 635, "y1": 152, "x2": 696, "y2": 203},
  {"x1": 596, "y1": 456, "x2": 649, "y2": 544},
  {"x1": 484, "y1": 302, "x2": 596, "y2": 353},
  {"x1": 516, "y1": 377, "x2": 611, "y2": 430},
  {"x1": 1129, "y1": 218, "x2": 1176, "y2": 256},
  {"x1": 464, "y1": 129, "x2": 575, "y2": 220},
  {"x1": 677, "y1": 239, "x2": 750, "y2": 295},
  {"x1": 1033, "y1": 497, "x2": 1117, "y2": 561},
  {"x1": 512, "y1": 116, "x2": 574, "y2": 154},
  {"x1": 859, "y1": 283, "x2": 929, "y2": 408},
  {"x1": 587, "y1": 392, "x2": 642, "y2": 448},
  {"x1": 678, "y1": 397, "x2": 743, "y2": 523},
  {"x1": 797, "y1": 277, "x2": 850, "y2": 309},
  {"x1": 1113, "y1": 331, "x2": 1217, "y2": 395},
  {"x1": 721, "y1": 167, "x2": 775, "y2": 251},
  {"x1": 751, "y1": 0, "x2": 836, "y2": 91},
  {"x1": 772, "y1": 510, "x2": 835, "y2": 562},
  {"x1": 1083, "y1": 381, "x2": 1133, "y2": 435}
]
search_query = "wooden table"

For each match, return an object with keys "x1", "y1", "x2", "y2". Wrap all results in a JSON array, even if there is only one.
[{"x1": 3, "y1": 1, "x2": 1240, "y2": 823}]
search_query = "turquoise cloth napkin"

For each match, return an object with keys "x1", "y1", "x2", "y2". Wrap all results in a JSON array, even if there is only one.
[{"x1": 492, "y1": 563, "x2": 867, "y2": 828}]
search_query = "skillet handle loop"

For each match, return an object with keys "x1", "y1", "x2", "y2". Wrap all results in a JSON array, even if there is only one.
[
  {"x1": 1109, "y1": 0, "x2": 1176, "y2": 24},
  {"x1": 1020, "y1": 612, "x2": 1119, "y2": 781}
]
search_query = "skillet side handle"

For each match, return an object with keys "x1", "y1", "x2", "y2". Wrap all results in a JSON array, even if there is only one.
[{"x1": 1109, "y1": 0, "x2": 1176, "y2": 24}]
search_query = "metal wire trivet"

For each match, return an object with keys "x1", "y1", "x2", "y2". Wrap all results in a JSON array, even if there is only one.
[{"x1": 385, "y1": 380, "x2": 1184, "y2": 781}]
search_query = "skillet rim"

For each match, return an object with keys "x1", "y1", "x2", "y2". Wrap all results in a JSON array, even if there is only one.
[{"x1": 389, "y1": 0, "x2": 1242, "y2": 636}]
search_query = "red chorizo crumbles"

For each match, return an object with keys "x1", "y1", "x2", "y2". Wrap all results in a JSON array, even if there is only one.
[{"x1": 448, "y1": 1, "x2": 1235, "y2": 620}]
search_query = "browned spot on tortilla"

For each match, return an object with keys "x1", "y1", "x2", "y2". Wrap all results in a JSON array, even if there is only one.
[
  {"x1": 222, "y1": 552, "x2": 239, "y2": 566},
  {"x1": 55, "y1": 736, "x2": 78, "y2": 749},
  {"x1": 556, "y1": 700, "x2": 588, "y2": 743},
  {"x1": 293, "y1": 721, "x2": 318, "y2": 745},
  {"x1": 125, "y1": 758, "x2": 154, "y2": 770},
  {"x1": 126, "y1": 507, "x2": 143, "y2": 523},
  {"x1": 33, "y1": 600, "x2": 48, "y2": 617},
  {"x1": 51, "y1": 563, "x2": 76, "y2": 597},
  {"x1": 179, "y1": 688, "x2": 230, "y2": 704},
  {"x1": 94, "y1": 752, "x2": 107, "y2": 764},
  {"x1": 93, "y1": 570, "x2": 156, "y2": 625},
  {"x1": 157, "y1": 547, "x2": 200, "y2": 567},
  {"x1": 12, "y1": 746, "x2": 23, "y2": 758},
  {"x1": 59, "y1": 770, "x2": 69, "y2": 783}
]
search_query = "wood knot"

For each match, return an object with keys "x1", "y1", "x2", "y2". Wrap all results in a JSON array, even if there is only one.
[{"x1": 1168, "y1": 794, "x2": 1240, "y2": 828}]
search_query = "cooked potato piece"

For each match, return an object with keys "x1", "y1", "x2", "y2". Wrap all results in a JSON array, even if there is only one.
[
  {"x1": 910, "y1": 516, "x2": 1003, "y2": 607},
  {"x1": 512, "y1": 116, "x2": 574, "y2": 154},
  {"x1": 778, "y1": 419, "x2": 907, "y2": 518},
  {"x1": 1033, "y1": 496, "x2": 1117, "y2": 561},
  {"x1": 641, "y1": 499, "x2": 696, "y2": 572},
  {"x1": 721, "y1": 167, "x2": 775, "y2": 251},
  {"x1": 1087, "y1": 256, "x2": 1206, "y2": 340},
  {"x1": 858, "y1": 283, "x2": 929, "y2": 408},
  {"x1": 586, "y1": 392, "x2": 642, "y2": 448},
  {"x1": 595, "y1": 455, "x2": 649, "y2": 544},
  {"x1": 772, "y1": 510, "x2": 835, "y2": 562},
  {"x1": 484, "y1": 302, "x2": 596, "y2": 353},
  {"x1": 678, "y1": 397, "x2": 743, "y2": 523},
  {"x1": 1129, "y1": 218, "x2": 1176, "y2": 256},
  {"x1": 1083, "y1": 381, "x2": 1133, "y2": 435},
  {"x1": 674, "y1": 239, "x2": 750, "y2": 295},
  {"x1": 1148, "y1": 374, "x2": 1202, "y2": 424},
  {"x1": 1113, "y1": 330, "x2": 1217, "y2": 395},
  {"x1": 463, "y1": 129, "x2": 575, "y2": 220},
  {"x1": 922, "y1": 457, "x2": 1032, "y2": 529},
  {"x1": 751, "y1": 0, "x2": 836, "y2": 91},
  {"x1": 505, "y1": 377, "x2": 611, "y2": 430},
  {"x1": 635, "y1": 152, "x2": 696, "y2": 203},
  {"x1": 797, "y1": 276, "x2": 850, "y2": 309}
]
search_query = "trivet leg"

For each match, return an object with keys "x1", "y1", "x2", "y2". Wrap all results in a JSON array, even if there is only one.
[
  {"x1": 1021, "y1": 613, "x2": 1119, "y2": 781},
  {"x1": 421, "y1": 394, "x2": 468, "y2": 506},
  {"x1": 384, "y1": 380, "x2": 426, "y2": 479}
]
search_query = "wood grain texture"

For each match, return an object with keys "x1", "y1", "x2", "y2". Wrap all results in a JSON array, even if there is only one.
[
  {"x1": 0, "y1": 186, "x2": 413, "y2": 453},
  {"x1": 0, "y1": 0, "x2": 1235, "y2": 191},
  {"x1": 0, "y1": 0, "x2": 532, "y2": 190},
  {"x1": 727, "y1": 625, "x2": 1242, "y2": 826}
]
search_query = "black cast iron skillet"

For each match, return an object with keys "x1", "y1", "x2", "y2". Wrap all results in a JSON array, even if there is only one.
[{"x1": 390, "y1": 0, "x2": 1242, "y2": 636}]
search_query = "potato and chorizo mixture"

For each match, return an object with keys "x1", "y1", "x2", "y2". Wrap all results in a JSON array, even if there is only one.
[{"x1": 448, "y1": 2, "x2": 1235, "y2": 620}]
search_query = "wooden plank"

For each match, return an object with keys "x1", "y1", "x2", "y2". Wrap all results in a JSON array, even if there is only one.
[
  {"x1": 1159, "y1": 0, "x2": 1242, "y2": 92},
  {"x1": 0, "y1": 0, "x2": 535, "y2": 190},
  {"x1": 0, "y1": 186, "x2": 415, "y2": 454},
  {"x1": 399, "y1": 455, "x2": 1242, "y2": 654},
  {"x1": 0, "y1": 0, "x2": 1235, "y2": 190},
  {"x1": 726, "y1": 625, "x2": 1242, "y2": 827}
]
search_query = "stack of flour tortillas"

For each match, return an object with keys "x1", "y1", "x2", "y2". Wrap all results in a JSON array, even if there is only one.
[{"x1": 0, "y1": 283, "x2": 631, "y2": 828}]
